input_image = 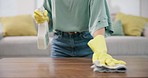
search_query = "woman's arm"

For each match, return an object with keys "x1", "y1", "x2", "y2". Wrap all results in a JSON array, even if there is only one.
[{"x1": 93, "y1": 28, "x2": 105, "y2": 37}]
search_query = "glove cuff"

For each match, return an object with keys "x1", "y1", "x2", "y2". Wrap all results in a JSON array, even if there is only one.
[{"x1": 88, "y1": 35, "x2": 107, "y2": 53}]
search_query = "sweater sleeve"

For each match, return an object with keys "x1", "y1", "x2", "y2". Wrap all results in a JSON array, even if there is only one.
[
  {"x1": 43, "y1": 0, "x2": 53, "y2": 32},
  {"x1": 89, "y1": 0, "x2": 113, "y2": 37}
]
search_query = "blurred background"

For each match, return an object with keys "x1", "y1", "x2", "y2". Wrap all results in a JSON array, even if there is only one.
[
  {"x1": 0, "y1": 0, "x2": 148, "y2": 17},
  {"x1": 0, "y1": 0, "x2": 148, "y2": 57}
]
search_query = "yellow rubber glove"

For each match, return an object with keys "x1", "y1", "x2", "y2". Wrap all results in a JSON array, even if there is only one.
[
  {"x1": 34, "y1": 9, "x2": 49, "y2": 24},
  {"x1": 88, "y1": 35, "x2": 126, "y2": 67}
]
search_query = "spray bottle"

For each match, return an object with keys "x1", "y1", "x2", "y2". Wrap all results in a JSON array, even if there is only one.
[{"x1": 37, "y1": 7, "x2": 49, "y2": 49}]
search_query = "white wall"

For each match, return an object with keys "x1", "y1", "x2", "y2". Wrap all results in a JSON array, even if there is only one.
[
  {"x1": 141, "y1": 0, "x2": 148, "y2": 18},
  {"x1": 0, "y1": 0, "x2": 35, "y2": 17},
  {"x1": 36, "y1": 0, "x2": 44, "y2": 8},
  {"x1": 0, "y1": 0, "x2": 17, "y2": 16},
  {"x1": 109, "y1": 0, "x2": 140, "y2": 16},
  {"x1": 16, "y1": 0, "x2": 35, "y2": 15}
]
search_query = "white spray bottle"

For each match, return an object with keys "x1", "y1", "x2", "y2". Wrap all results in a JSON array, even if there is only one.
[{"x1": 37, "y1": 7, "x2": 49, "y2": 49}]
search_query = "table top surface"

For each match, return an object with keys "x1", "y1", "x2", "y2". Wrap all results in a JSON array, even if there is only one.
[{"x1": 0, "y1": 56, "x2": 148, "y2": 78}]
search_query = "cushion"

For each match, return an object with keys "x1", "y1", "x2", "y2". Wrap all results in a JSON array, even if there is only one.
[
  {"x1": 0, "y1": 14, "x2": 37, "y2": 36},
  {"x1": 115, "y1": 13, "x2": 148, "y2": 36},
  {"x1": 112, "y1": 20, "x2": 124, "y2": 36}
]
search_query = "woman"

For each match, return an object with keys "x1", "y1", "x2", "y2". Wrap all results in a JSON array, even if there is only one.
[{"x1": 34, "y1": 0, "x2": 126, "y2": 72}]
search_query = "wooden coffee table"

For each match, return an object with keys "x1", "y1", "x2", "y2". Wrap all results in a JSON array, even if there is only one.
[{"x1": 0, "y1": 56, "x2": 148, "y2": 78}]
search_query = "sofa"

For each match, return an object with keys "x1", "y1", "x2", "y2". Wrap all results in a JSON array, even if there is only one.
[
  {"x1": 0, "y1": 35, "x2": 148, "y2": 58},
  {"x1": 0, "y1": 15, "x2": 51, "y2": 58},
  {"x1": 106, "y1": 36, "x2": 148, "y2": 56},
  {"x1": 0, "y1": 13, "x2": 148, "y2": 58},
  {"x1": 0, "y1": 36, "x2": 52, "y2": 58}
]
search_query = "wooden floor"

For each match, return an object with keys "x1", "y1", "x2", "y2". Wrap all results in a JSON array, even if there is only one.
[{"x1": 0, "y1": 56, "x2": 148, "y2": 78}]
